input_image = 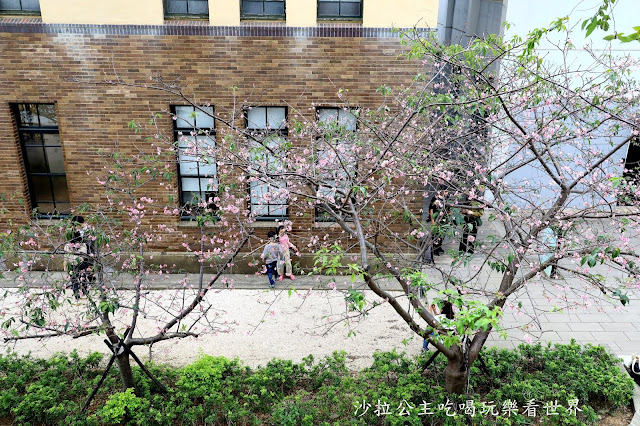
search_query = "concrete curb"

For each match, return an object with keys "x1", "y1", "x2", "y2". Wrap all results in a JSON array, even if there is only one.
[
  {"x1": 630, "y1": 379, "x2": 640, "y2": 426},
  {"x1": 616, "y1": 353, "x2": 640, "y2": 426},
  {"x1": 604, "y1": 343, "x2": 638, "y2": 426}
]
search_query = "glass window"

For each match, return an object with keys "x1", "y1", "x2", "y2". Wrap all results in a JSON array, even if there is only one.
[
  {"x1": 241, "y1": 0, "x2": 285, "y2": 19},
  {"x1": 172, "y1": 105, "x2": 217, "y2": 218},
  {"x1": 317, "y1": 0, "x2": 362, "y2": 19},
  {"x1": 246, "y1": 106, "x2": 288, "y2": 220},
  {"x1": 13, "y1": 103, "x2": 70, "y2": 216},
  {"x1": 165, "y1": 0, "x2": 208, "y2": 17},
  {"x1": 315, "y1": 107, "x2": 358, "y2": 221},
  {"x1": 0, "y1": 0, "x2": 40, "y2": 14}
]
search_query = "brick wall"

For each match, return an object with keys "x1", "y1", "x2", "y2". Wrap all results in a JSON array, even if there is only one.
[{"x1": 0, "y1": 22, "x2": 429, "y2": 256}]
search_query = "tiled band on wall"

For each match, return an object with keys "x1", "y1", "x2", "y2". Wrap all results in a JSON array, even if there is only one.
[{"x1": 0, "y1": 20, "x2": 432, "y2": 38}]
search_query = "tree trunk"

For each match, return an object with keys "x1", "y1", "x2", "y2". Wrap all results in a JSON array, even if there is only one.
[
  {"x1": 444, "y1": 349, "x2": 468, "y2": 394},
  {"x1": 115, "y1": 352, "x2": 135, "y2": 390},
  {"x1": 105, "y1": 329, "x2": 136, "y2": 390}
]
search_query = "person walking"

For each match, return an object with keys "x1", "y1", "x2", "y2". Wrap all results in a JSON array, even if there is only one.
[
  {"x1": 261, "y1": 231, "x2": 283, "y2": 288},
  {"x1": 277, "y1": 225, "x2": 298, "y2": 281},
  {"x1": 429, "y1": 192, "x2": 448, "y2": 256},
  {"x1": 64, "y1": 231, "x2": 88, "y2": 299},
  {"x1": 459, "y1": 200, "x2": 483, "y2": 254}
]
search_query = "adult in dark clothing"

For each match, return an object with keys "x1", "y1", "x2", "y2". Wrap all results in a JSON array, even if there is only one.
[
  {"x1": 64, "y1": 231, "x2": 89, "y2": 298},
  {"x1": 68, "y1": 215, "x2": 96, "y2": 297},
  {"x1": 459, "y1": 202, "x2": 483, "y2": 254},
  {"x1": 429, "y1": 194, "x2": 448, "y2": 256}
]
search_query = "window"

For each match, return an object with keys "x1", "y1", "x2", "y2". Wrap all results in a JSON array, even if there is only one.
[
  {"x1": 0, "y1": 0, "x2": 40, "y2": 14},
  {"x1": 315, "y1": 107, "x2": 358, "y2": 221},
  {"x1": 241, "y1": 0, "x2": 285, "y2": 19},
  {"x1": 172, "y1": 105, "x2": 217, "y2": 218},
  {"x1": 14, "y1": 103, "x2": 70, "y2": 216},
  {"x1": 165, "y1": 0, "x2": 208, "y2": 17},
  {"x1": 246, "y1": 106, "x2": 288, "y2": 220},
  {"x1": 317, "y1": 0, "x2": 362, "y2": 19}
]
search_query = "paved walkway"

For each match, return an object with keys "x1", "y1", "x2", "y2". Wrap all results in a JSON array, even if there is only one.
[{"x1": 1, "y1": 253, "x2": 638, "y2": 366}]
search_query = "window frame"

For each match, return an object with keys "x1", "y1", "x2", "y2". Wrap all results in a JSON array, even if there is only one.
[
  {"x1": 245, "y1": 105, "x2": 289, "y2": 221},
  {"x1": 13, "y1": 103, "x2": 70, "y2": 218},
  {"x1": 241, "y1": 0, "x2": 286, "y2": 20},
  {"x1": 0, "y1": 0, "x2": 41, "y2": 15},
  {"x1": 317, "y1": 0, "x2": 362, "y2": 20},
  {"x1": 314, "y1": 106, "x2": 359, "y2": 222},
  {"x1": 164, "y1": 0, "x2": 209, "y2": 19},
  {"x1": 171, "y1": 104, "x2": 218, "y2": 220}
]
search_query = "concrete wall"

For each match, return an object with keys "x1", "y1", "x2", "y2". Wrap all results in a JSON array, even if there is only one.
[
  {"x1": 210, "y1": 0, "x2": 240, "y2": 26},
  {"x1": 286, "y1": 0, "x2": 316, "y2": 27},
  {"x1": 34, "y1": 0, "x2": 438, "y2": 28},
  {"x1": 40, "y1": 0, "x2": 165, "y2": 25},
  {"x1": 364, "y1": 0, "x2": 438, "y2": 28}
]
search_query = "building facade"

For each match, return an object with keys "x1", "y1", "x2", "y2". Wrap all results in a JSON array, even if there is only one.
[{"x1": 0, "y1": 1, "x2": 437, "y2": 267}]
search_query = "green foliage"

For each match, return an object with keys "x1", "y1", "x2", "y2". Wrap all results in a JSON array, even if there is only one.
[
  {"x1": 0, "y1": 343, "x2": 633, "y2": 425},
  {"x1": 582, "y1": 0, "x2": 640, "y2": 42},
  {"x1": 95, "y1": 388, "x2": 151, "y2": 425}
]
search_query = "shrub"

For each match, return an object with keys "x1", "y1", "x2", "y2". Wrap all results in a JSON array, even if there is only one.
[
  {"x1": 94, "y1": 388, "x2": 151, "y2": 425},
  {"x1": 0, "y1": 342, "x2": 633, "y2": 425}
]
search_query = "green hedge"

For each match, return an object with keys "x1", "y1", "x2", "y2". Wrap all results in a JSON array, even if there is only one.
[{"x1": 0, "y1": 340, "x2": 633, "y2": 425}]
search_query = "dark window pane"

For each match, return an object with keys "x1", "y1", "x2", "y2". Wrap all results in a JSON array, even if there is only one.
[
  {"x1": 182, "y1": 190, "x2": 199, "y2": 205},
  {"x1": 36, "y1": 202, "x2": 55, "y2": 214},
  {"x1": 0, "y1": 0, "x2": 21, "y2": 11},
  {"x1": 243, "y1": 1, "x2": 263, "y2": 15},
  {"x1": 54, "y1": 202, "x2": 71, "y2": 215},
  {"x1": 187, "y1": 0, "x2": 208, "y2": 14},
  {"x1": 340, "y1": 2, "x2": 360, "y2": 17},
  {"x1": 31, "y1": 175, "x2": 53, "y2": 202},
  {"x1": 264, "y1": 1, "x2": 284, "y2": 16},
  {"x1": 167, "y1": 0, "x2": 187, "y2": 14},
  {"x1": 26, "y1": 147, "x2": 48, "y2": 173},
  {"x1": 318, "y1": 2, "x2": 339, "y2": 16},
  {"x1": 25, "y1": 147, "x2": 47, "y2": 173},
  {"x1": 51, "y1": 176, "x2": 70, "y2": 203},
  {"x1": 20, "y1": 0, "x2": 39, "y2": 11},
  {"x1": 37, "y1": 104, "x2": 57, "y2": 125},
  {"x1": 21, "y1": 132, "x2": 43, "y2": 146},
  {"x1": 18, "y1": 104, "x2": 38, "y2": 126},
  {"x1": 43, "y1": 133, "x2": 60, "y2": 146},
  {"x1": 45, "y1": 146, "x2": 65, "y2": 174}
]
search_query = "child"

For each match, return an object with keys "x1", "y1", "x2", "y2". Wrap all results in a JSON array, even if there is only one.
[
  {"x1": 277, "y1": 225, "x2": 298, "y2": 281},
  {"x1": 422, "y1": 301, "x2": 454, "y2": 351},
  {"x1": 261, "y1": 231, "x2": 283, "y2": 288}
]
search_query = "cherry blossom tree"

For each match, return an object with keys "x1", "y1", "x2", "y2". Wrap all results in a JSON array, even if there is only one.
[
  {"x1": 211, "y1": 18, "x2": 640, "y2": 393},
  {"x1": 0, "y1": 117, "x2": 252, "y2": 390},
  {"x1": 2, "y1": 14, "x2": 640, "y2": 395}
]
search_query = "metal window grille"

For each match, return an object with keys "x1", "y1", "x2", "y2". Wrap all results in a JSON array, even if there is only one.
[
  {"x1": 317, "y1": 0, "x2": 362, "y2": 19},
  {"x1": 246, "y1": 106, "x2": 289, "y2": 220},
  {"x1": 172, "y1": 105, "x2": 218, "y2": 219},
  {"x1": 241, "y1": 0, "x2": 285, "y2": 19},
  {"x1": 0, "y1": 0, "x2": 40, "y2": 14},
  {"x1": 13, "y1": 103, "x2": 70, "y2": 216},
  {"x1": 315, "y1": 107, "x2": 358, "y2": 222},
  {"x1": 165, "y1": 0, "x2": 209, "y2": 17}
]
